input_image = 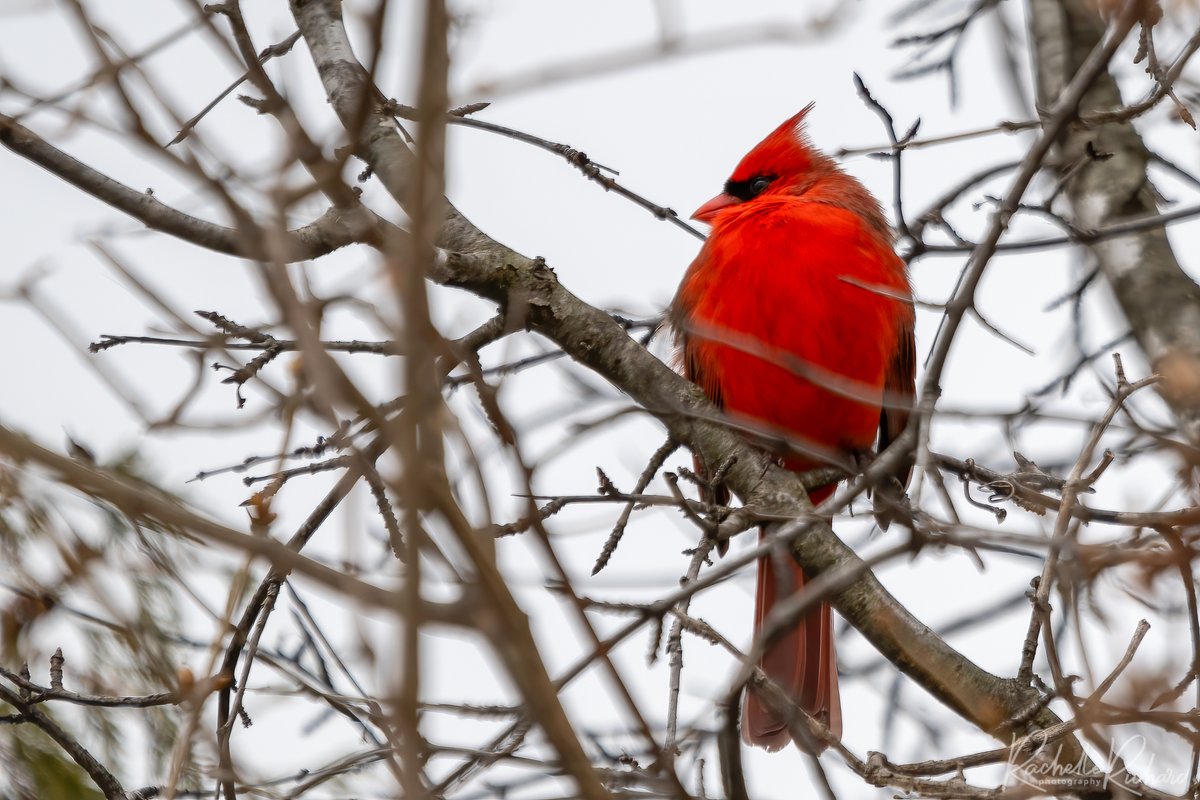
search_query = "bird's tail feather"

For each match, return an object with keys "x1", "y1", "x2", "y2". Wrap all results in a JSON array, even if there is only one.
[{"x1": 742, "y1": 502, "x2": 842, "y2": 750}]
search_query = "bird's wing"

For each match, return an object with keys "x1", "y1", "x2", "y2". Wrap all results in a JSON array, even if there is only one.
[
  {"x1": 681, "y1": 339, "x2": 732, "y2": 527},
  {"x1": 875, "y1": 313, "x2": 916, "y2": 526}
]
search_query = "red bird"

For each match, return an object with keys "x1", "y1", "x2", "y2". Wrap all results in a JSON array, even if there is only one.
[{"x1": 670, "y1": 108, "x2": 915, "y2": 750}]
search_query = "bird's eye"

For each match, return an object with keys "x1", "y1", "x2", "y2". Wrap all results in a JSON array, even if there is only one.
[{"x1": 723, "y1": 175, "x2": 776, "y2": 201}]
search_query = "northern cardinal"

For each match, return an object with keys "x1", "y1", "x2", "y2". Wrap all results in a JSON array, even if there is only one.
[{"x1": 670, "y1": 107, "x2": 915, "y2": 750}]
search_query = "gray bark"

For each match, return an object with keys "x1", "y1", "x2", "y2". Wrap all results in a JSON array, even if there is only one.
[{"x1": 1030, "y1": 0, "x2": 1200, "y2": 443}]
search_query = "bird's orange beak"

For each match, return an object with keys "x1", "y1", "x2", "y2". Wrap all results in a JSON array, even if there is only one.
[{"x1": 691, "y1": 192, "x2": 739, "y2": 223}]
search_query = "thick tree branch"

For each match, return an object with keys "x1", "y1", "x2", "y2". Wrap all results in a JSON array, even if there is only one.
[
  {"x1": 0, "y1": 113, "x2": 381, "y2": 261},
  {"x1": 1029, "y1": 0, "x2": 1200, "y2": 442}
]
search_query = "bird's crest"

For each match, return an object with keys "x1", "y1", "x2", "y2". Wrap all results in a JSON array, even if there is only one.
[{"x1": 727, "y1": 104, "x2": 825, "y2": 186}]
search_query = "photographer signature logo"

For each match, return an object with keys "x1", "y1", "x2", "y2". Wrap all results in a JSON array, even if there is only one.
[{"x1": 1006, "y1": 734, "x2": 1187, "y2": 795}]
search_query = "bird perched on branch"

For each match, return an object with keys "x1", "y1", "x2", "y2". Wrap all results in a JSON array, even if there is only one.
[{"x1": 670, "y1": 107, "x2": 915, "y2": 750}]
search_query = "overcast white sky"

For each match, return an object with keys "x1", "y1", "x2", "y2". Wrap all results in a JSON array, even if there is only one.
[{"x1": 2, "y1": 1, "x2": 1198, "y2": 797}]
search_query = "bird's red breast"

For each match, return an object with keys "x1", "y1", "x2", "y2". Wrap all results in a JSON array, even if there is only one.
[{"x1": 675, "y1": 193, "x2": 911, "y2": 470}]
